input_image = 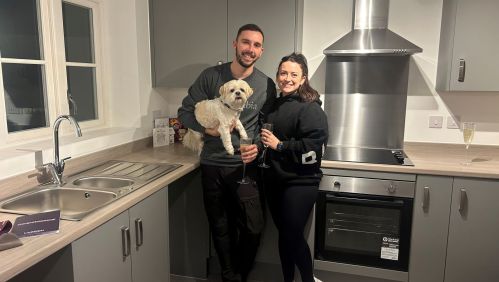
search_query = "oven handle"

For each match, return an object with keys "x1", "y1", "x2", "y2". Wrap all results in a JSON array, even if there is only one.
[{"x1": 326, "y1": 194, "x2": 405, "y2": 207}]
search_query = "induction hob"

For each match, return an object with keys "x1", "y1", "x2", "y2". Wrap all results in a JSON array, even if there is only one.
[{"x1": 323, "y1": 146, "x2": 414, "y2": 166}]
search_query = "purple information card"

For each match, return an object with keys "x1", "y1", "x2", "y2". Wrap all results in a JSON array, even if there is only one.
[{"x1": 11, "y1": 210, "x2": 61, "y2": 238}]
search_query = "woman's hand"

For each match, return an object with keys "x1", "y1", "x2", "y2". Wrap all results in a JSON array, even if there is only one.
[
  {"x1": 240, "y1": 144, "x2": 258, "y2": 164},
  {"x1": 261, "y1": 129, "x2": 280, "y2": 150}
]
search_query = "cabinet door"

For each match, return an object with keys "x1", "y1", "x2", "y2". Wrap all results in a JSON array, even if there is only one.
[
  {"x1": 150, "y1": 0, "x2": 227, "y2": 87},
  {"x1": 130, "y1": 188, "x2": 169, "y2": 282},
  {"x1": 444, "y1": 178, "x2": 499, "y2": 282},
  {"x1": 72, "y1": 211, "x2": 132, "y2": 282},
  {"x1": 228, "y1": 0, "x2": 297, "y2": 79},
  {"x1": 409, "y1": 175, "x2": 453, "y2": 282},
  {"x1": 449, "y1": 0, "x2": 499, "y2": 91}
]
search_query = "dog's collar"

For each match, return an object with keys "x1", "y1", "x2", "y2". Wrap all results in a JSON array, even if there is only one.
[{"x1": 221, "y1": 100, "x2": 243, "y2": 112}]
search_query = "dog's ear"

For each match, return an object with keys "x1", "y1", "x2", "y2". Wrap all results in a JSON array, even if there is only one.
[
  {"x1": 245, "y1": 83, "x2": 254, "y2": 97},
  {"x1": 219, "y1": 81, "x2": 230, "y2": 97}
]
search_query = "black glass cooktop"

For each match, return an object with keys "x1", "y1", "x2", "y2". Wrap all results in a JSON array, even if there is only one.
[{"x1": 323, "y1": 146, "x2": 414, "y2": 166}]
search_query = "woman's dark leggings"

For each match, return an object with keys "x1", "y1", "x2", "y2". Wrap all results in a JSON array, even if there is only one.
[{"x1": 266, "y1": 181, "x2": 318, "y2": 282}]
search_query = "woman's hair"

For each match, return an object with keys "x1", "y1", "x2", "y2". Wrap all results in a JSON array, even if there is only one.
[{"x1": 277, "y1": 52, "x2": 319, "y2": 103}]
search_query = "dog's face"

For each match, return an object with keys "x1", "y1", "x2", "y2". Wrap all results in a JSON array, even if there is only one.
[{"x1": 219, "y1": 79, "x2": 253, "y2": 110}]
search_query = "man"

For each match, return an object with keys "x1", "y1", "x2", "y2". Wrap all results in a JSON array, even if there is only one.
[{"x1": 178, "y1": 24, "x2": 276, "y2": 282}]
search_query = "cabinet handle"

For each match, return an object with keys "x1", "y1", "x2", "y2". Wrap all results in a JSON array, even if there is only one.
[
  {"x1": 459, "y1": 188, "x2": 467, "y2": 212},
  {"x1": 121, "y1": 226, "x2": 131, "y2": 257},
  {"x1": 135, "y1": 218, "x2": 144, "y2": 247},
  {"x1": 422, "y1": 186, "x2": 430, "y2": 211},
  {"x1": 458, "y1": 59, "x2": 466, "y2": 82}
]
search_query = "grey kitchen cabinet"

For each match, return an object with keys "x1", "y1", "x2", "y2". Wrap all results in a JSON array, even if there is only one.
[
  {"x1": 444, "y1": 178, "x2": 499, "y2": 282},
  {"x1": 72, "y1": 188, "x2": 169, "y2": 282},
  {"x1": 226, "y1": 0, "x2": 298, "y2": 80},
  {"x1": 408, "y1": 175, "x2": 453, "y2": 282},
  {"x1": 436, "y1": 0, "x2": 499, "y2": 91},
  {"x1": 149, "y1": 0, "x2": 300, "y2": 88},
  {"x1": 149, "y1": 0, "x2": 227, "y2": 87}
]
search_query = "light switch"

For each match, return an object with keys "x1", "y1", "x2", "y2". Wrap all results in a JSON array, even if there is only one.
[{"x1": 429, "y1": 116, "x2": 443, "y2": 128}]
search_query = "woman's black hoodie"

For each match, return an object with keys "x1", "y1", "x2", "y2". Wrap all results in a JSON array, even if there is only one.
[{"x1": 265, "y1": 92, "x2": 329, "y2": 185}]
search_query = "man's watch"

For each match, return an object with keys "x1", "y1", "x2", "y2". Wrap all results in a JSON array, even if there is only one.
[{"x1": 276, "y1": 141, "x2": 284, "y2": 152}]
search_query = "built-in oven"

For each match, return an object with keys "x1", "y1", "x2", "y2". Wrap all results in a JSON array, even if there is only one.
[{"x1": 315, "y1": 175, "x2": 414, "y2": 272}]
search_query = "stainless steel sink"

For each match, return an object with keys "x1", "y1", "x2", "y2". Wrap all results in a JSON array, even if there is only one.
[
  {"x1": 0, "y1": 187, "x2": 117, "y2": 221},
  {"x1": 0, "y1": 161, "x2": 182, "y2": 221},
  {"x1": 72, "y1": 177, "x2": 135, "y2": 189}
]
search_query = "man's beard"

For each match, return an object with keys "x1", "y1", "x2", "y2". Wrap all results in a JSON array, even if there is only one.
[{"x1": 236, "y1": 50, "x2": 258, "y2": 68}]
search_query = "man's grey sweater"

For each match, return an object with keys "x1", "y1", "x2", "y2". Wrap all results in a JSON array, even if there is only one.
[{"x1": 178, "y1": 63, "x2": 276, "y2": 167}]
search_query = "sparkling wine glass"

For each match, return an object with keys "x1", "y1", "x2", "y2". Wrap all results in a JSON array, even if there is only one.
[
  {"x1": 258, "y1": 123, "x2": 273, "y2": 168},
  {"x1": 238, "y1": 137, "x2": 253, "y2": 184},
  {"x1": 462, "y1": 122, "x2": 476, "y2": 166}
]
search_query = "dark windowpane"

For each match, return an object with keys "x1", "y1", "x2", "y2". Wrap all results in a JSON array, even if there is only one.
[
  {"x1": 62, "y1": 2, "x2": 94, "y2": 63},
  {"x1": 67, "y1": 66, "x2": 97, "y2": 121},
  {"x1": 2, "y1": 63, "x2": 48, "y2": 132},
  {"x1": 0, "y1": 0, "x2": 42, "y2": 59}
]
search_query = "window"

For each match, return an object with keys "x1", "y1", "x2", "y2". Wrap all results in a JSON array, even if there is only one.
[{"x1": 0, "y1": 0, "x2": 103, "y2": 145}]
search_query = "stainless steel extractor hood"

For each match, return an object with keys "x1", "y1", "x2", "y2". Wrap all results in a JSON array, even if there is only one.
[{"x1": 324, "y1": 0, "x2": 422, "y2": 56}]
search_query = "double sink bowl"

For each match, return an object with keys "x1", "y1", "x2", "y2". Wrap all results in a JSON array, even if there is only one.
[{"x1": 0, "y1": 161, "x2": 181, "y2": 221}]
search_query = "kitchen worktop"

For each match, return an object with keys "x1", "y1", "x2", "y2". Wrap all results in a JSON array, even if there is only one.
[
  {"x1": 321, "y1": 142, "x2": 499, "y2": 179},
  {"x1": 1, "y1": 141, "x2": 499, "y2": 281},
  {"x1": 0, "y1": 144, "x2": 199, "y2": 281}
]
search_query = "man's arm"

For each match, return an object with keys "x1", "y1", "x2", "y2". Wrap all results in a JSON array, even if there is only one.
[{"x1": 178, "y1": 72, "x2": 210, "y2": 133}]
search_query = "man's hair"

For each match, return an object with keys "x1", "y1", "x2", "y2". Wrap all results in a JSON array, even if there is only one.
[{"x1": 236, "y1": 24, "x2": 264, "y2": 42}]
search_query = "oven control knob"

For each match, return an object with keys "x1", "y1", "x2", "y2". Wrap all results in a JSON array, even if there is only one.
[
  {"x1": 388, "y1": 182, "x2": 397, "y2": 193},
  {"x1": 333, "y1": 180, "x2": 341, "y2": 190}
]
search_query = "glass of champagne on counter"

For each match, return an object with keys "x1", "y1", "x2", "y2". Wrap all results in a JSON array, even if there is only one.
[
  {"x1": 462, "y1": 122, "x2": 475, "y2": 166},
  {"x1": 238, "y1": 137, "x2": 253, "y2": 184}
]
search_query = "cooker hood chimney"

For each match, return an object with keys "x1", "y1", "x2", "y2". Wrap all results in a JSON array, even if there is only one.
[{"x1": 324, "y1": 0, "x2": 422, "y2": 55}]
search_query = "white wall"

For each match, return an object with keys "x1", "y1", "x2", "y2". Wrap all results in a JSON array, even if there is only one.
[{"x1": 103, "y1": 0, "x2": 170, "y2": 131}]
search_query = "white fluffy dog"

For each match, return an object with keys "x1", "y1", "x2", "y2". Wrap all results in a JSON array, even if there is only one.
[{"x1": 182, "y1": 79, "x2": 253, "y2": 155}]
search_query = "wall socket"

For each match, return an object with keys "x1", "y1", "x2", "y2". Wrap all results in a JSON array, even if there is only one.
[
  {"x1": 429, "y1": 116, "x2": 443, "y2": 128},
  {"x1": 447, "y1": 116, "x2": 459, "y2": 129}
]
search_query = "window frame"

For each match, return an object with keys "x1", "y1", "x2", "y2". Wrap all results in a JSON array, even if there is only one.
[{"x1": 0, "y1": 0, "x2": 105, "y2": 147}]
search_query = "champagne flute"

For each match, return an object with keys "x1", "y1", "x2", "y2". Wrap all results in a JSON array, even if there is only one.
[
  {"x1": 238, "y1": 137, "x2": 253, "y2": 184},
  {"x1": 258, "y1": 123, "x2": 273, "y2": 168},
  {"x1": 462, "y1": 122, "x2": 476, "y2": 166}
]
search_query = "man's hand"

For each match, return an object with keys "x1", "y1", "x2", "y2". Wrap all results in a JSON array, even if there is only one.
[
  {"x1": 204, "y1": 127, "x2": 220, "y2": 137},
  {"x1": 240, "y1": 144, "x2": 258, "y2": 164},
  {"x1": 204, "y1": 121, "x2": 237, "y2": 137}
]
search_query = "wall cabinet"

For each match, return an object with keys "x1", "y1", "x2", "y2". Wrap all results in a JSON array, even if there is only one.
[
  {"x1": 444, "y1": 178, "x2": 499, "y2": 282},
  {"x1": 409, "y1": 175, "x2": 453, "y2": 282},
  {"x1": 149, "y1": 0, "x2": 300, "y2": 88},
  {"x1": 436, "y1": 0, "x2": 499, "y2": 91},
  {"x1": 72, "y1": 188, "x2": 169, "y2": 282}
]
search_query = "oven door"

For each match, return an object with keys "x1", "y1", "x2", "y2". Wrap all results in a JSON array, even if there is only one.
[{"x1": 315, "y1": 191, "x2": 413, "y2": 271}]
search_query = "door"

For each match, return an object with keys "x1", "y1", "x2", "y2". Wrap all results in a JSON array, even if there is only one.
[
  {"x1": 409, "y1": 175, "x2": 453, "y2": 282},
  {"x1": 72, "y1": 211, "x2": 132, "y2": 282},
  {"x1": 444, "y1": 178, "x2": 499, "y2": 282},
  {"x1": 150, "y1": 0, "x2": 227, "y2": 87},
  {"x1": 449, "y1": 0, "x2": 499, "y2": 91},
  {"x1": 227, "y1": 0, "x2": 297, "y2": 79},
  {"x1": 130, "y1": 188, "x2": 169, "y2": 282}
]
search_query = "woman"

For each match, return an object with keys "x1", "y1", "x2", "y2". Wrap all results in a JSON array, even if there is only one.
[{"x1": 261, "y1": 53, "x2": 328, "y2": 282}]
